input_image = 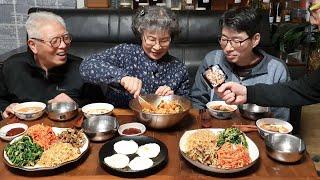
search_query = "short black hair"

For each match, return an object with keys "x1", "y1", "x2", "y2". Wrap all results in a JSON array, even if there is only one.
[{"x1": 220, "y1": 7, "x2": 262, "y2": 37}]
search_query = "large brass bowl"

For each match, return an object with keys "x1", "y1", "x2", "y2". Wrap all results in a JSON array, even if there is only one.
[{"x1": 129, "y1": 95, "x2": 192, "y2": 129}]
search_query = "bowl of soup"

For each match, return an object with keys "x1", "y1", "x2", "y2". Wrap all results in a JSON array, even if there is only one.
[
  {"x1": 256, "y1": 118, "x2": 293, "y2": 138},
  {"x1": 206, "y1": 101, "x2": 237, "y2": 119},
  {"x1": 13, "y1": 102, "x2": 46, "y2": 120},
  {"x1": 81, "y1": 103, "x2": 114, "y2": 119}
]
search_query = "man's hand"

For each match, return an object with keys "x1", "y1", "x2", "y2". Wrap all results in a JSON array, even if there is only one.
[
  {"x1": 3, "y1": 103, "x2": 19, "y2": 118},
  {"x1": 216, "y1": 82, "x2": 247, "y2": 105},
  {"x1": 48, "y1": 93, "x2": 75, "y2": 103},
  {"x1": 155, "y1": 85, "x2": 174, "y2": 96},
  {"x1": 120, "y1": 76, "x2": 142, "y2": 98}
]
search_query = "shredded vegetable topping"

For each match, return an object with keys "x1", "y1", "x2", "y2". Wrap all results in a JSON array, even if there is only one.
[
  {"x1": 215, "y1": 142, "x2": 251, "y2": 169},
  {"x1": 27, "y1": 124, "x2": 58, "y2": 149}
]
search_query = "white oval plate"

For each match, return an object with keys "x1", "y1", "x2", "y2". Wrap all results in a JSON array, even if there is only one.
[
  {"x1": 179, "y1": 128, "x2": 259, "y2": 173},
  {"x1": 3, "y1": 127, "x2": 89, "y2": 171}
]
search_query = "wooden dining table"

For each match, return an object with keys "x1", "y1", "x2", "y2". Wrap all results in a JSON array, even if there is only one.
[{"x1": 0, "y1": 108, "x2": 317, "y2": 180}]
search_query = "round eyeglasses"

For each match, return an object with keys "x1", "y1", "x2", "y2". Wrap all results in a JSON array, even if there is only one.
[
  {"x1": 30, "y1": 33, "x2": 72, "y2": 48},
  {"x1": 143, "y1": 35, "x2": 171, "y2": 47},
  {"x1": 218, "y1": 36, "x2": 250, "y2": 49}
]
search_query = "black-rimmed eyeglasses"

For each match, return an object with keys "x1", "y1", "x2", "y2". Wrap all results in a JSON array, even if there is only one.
[
  {"x1": 30, "y1": 33, "x2": 72, "y2": 48},
  {"x1": 218, "y1": 36, "x2": 251, "y2": 49}
]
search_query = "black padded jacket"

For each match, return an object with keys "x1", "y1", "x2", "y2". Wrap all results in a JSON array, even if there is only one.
[{"x1": 0, "y1": 51, "x2": 104, "y2": 113}]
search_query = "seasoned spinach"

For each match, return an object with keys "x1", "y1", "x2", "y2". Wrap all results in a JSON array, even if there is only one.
[
  {"x1": 5, "y1": 135, "x2": 43, "y2": 167},
  {"x1": 217, "y1": 128, "x2": 248, "y2": 148}
]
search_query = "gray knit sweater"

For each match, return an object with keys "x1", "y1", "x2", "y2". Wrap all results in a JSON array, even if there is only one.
[{"x1": 190, "y1": 49, "x2": 291, "y2": 121}]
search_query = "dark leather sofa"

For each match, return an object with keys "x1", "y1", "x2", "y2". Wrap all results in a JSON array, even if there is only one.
[{"x1": 0, "y1": 7, "x2": 302, "y2": 133}]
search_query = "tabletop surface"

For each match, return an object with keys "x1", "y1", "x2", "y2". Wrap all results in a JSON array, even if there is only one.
[{"x1": 0, "y1": 108, "x2": 317, "y2": 180}]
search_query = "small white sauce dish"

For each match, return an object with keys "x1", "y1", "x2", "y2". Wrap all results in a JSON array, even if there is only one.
[
  {"x1": 118, "y1": 122, "x2": 146, "y2": 136},
  {"x1": 0, "y1": 123, "x2": 28, "y2": 141}
]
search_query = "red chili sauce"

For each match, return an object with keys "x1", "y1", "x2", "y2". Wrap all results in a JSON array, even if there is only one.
[
  {"x1": 6, "y1": 127, "x2": 25, "y2": 136},
  {"x1": 122, "y1": 128, "x2": 141, "y2": 135}
]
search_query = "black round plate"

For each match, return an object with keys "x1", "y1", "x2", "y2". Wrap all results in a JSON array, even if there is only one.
[{"x1": 99, "y1": 135, "x2": 168, "y2": 177}]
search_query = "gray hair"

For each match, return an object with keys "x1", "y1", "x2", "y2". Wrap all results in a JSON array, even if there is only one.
[
  {"x1": 26, "y1": 11, "x2": 66, "y2": 39},
  {"x1": 132, "y1": 6, "x2": 179, "y2": 38}
]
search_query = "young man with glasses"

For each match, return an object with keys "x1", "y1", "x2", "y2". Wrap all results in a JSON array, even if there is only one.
[
  {"x1": 190, "y1": 7, "x2": 291, "y2": 121},
  {"x1": 215, "y1": 0, "x2": 320, "y2": 108},
  {"x1": 0, "y1": 11, "x2": 103, "y2": 119},
  {"x1": 80, "y1": 6, "x2": 189, "y2": 108}
]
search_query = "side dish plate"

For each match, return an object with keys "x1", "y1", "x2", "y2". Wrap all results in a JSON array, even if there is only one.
[
  {"x1": 3, "y1": 127, "x2": 89, "y2": 171},
  {"x1": 179, "y1": 128, "x2": 259, "y2": 173}
]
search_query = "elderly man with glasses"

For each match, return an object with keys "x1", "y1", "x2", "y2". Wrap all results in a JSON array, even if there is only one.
[
  {"x1": 0, "y1": 11, "x2": 103, "y2": 119},
  {"x1": 80, "y1": 6, "x2": 190, "y2": 108},
  {"x1": 190, "y1": 7, "x2": 291, "y2": 121}
]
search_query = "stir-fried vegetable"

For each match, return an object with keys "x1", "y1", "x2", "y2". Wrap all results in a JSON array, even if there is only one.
[
  {"x1": 5, "y1": 135, "x2": 43, "y2": 167},
  {"x1": 217, "y1": 128, "x2": 248, "y2": 148}
]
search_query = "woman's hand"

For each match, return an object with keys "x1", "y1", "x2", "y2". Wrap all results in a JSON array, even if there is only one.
[
  {"x1": 155, "y1": 85, "x2": 174, "y2": 96},
  {"x1": 48, "y1": 93, "x2": 75, "y2": 103},
  {"x1": 120, "y1": 76, "x2": 143, "y2": 98},
  {"x1": 3, "y1": 103, "x2": 19, "y2": 118}
]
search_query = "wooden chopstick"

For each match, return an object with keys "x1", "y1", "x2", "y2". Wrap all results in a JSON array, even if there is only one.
[
  {"x1": 232, "y1": 124, "x2": 258, "y2": 133},
  {"x1": 232, "y1": 124, "x2": 257, "y2": 128}
]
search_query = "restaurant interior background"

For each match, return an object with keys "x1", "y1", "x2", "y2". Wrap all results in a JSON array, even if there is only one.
[{"x1": 0, "y1": 0, "x2": 319, "y2": 175}]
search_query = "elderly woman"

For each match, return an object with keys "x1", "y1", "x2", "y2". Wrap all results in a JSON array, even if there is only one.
[{"x1": 80, "y1": 6, "x2": 190, "y2": 107}]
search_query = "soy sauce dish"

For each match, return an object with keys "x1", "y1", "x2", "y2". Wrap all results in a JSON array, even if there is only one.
[
  {"x1": 0, "y1": 123, "x2": 28, "y2": 141},
  {"x1": 118, "y1": 123, "x2": 146, "y2": 136}
]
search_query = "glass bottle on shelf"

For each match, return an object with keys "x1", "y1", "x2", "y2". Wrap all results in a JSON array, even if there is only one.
[
  {"x1": 182, "y1": 0, "x2": 196, "y2": 10},
  {"x1": 282, "y1": 0, "x2": 292, "y2": 22},
  {"x1": 269, "y1": 2, "x2": 275, "y2": 24},
  {"x1": 275, "y1": 1, "x2": 282, "y2": 23},
  {"x1": 197, "y1": 0, "x2": 212, "y2": 10},
  {"x1": 171, "y1": 0, "x2": 181, "y2": 10}
]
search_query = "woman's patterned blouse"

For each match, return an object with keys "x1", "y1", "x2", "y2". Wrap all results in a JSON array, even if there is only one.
[{"x1": 79, "y1": 43, "x2": 190, "y2": 107}]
